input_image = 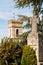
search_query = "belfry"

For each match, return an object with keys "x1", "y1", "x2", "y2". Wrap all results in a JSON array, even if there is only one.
[{"x1": 8, "y1": 19, "x2": 23, "y2": 40}]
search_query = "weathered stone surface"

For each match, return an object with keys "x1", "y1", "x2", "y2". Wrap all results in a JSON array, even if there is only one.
[
  {"x1": 38, "y1": 34, "x2": 43, "y2": 62},
  {"x1": 27, "y1": 16, "x2": 43, "y2": 65},
  {"x1": 8, "y1": 20, "x2": 23, "y2": 39}
]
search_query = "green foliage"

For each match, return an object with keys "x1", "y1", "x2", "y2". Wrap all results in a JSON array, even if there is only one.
[
  {"x1": 0, "y1": 37, "x2": 37, "y2": 65},
  {"x1": 14, "y1": 0, "x2": 43, "y2": 16},
  {"x1": 17, "y1": 15, "x2": 31, "y2": 29},
  {"x1": 21, "y1": 45, "x2": 37, "y2": 65},
  {"x1": 0, "y1": 57, "x2": 5, "y2": 65},
  {"x1": 18, "y1": 14, "x2": 43, "y2": 34},
  {"x1": 19, "y1": 31, "x2": 31, "y2": 46},
  {"x1": 0, "y1": 37, "x2": 22, "y2": 65},
  {"x1": 14, "y1": 0, "x2": 43, "y2": 34}
]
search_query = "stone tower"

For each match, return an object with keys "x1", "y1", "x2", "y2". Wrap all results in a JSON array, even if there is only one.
[
  {"x1": 8, "y1": 20, "x2": 23, "y2": 39},
  {"x1": 27, "y1": 16, "x2": 43, "y2": 65}
]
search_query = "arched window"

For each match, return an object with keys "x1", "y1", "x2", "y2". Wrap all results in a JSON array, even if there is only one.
[{"x1": 16, "y1": 29, "x2": 18, "y2": 37}]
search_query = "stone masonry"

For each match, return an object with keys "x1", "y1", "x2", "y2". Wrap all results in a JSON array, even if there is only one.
[
  {"x1": 27, "y1": 16, "x2": 43, "y2": 65},
  {"x1": 8, "y1": 19, "x2": 23, "y2": 41}
]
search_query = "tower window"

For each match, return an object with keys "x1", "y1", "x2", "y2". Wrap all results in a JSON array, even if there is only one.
[{"x1": 16, "y1": 29, "x2": 18, "y2": 37}]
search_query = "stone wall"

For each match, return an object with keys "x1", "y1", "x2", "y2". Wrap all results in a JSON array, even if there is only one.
[
  {"x1": 8, "y1": 20, "x2": 23, "y2": 38},
  {"x1": 38, "y1": 34, "x2": 43, "y2": 62},
  {"x1": 27, "y1": 16, "x2": 43, "y2": 65}
]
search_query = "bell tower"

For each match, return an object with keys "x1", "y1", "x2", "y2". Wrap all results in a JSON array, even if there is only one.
[{"x1": 8, "y1": 19, "x2": 23, "y2": 39}]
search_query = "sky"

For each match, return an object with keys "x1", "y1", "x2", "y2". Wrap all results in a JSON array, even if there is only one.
[{"x1": 0, "y1": 0, "x2": 33, "y2": 41}]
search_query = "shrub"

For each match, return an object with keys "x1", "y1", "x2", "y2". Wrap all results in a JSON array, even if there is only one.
[{"x1": 21, "y1": 45, "x2": 37, "y2": 65}]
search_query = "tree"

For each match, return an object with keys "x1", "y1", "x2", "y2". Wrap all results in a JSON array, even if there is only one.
[
  {"x1": 21, "y1": 45, "x2": 37, "y2": 65},
  {"x1": 0, "y1": 37, "x2": 22, "y2": 65},
  {"x1": 19, "y1": 31, "x2": 31, "y2": 46},
  {"x1": 14, "y1": 0, "x2": 43, "y2": 16},
  {"x1": 14, "y1": 0, "x2": 43, "y2": 34},
  {"x1": 0, "y1": 57, "x2": 6, "y2": 65},
  {"x1": 17, "y1": 14, "x2": 31, "y2": 29}
]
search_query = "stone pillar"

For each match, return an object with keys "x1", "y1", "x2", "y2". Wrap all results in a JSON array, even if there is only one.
[
  {"x1": 27, "y1": 16, "x2": 40, "y2": 65},
  {"x1": 30, "y1": 16, "x2": 38, "y2": 33}
]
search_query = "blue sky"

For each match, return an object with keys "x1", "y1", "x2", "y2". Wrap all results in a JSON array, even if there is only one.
[{"x1": 0, "y1": 0, "x2": 33, "y2": 41}]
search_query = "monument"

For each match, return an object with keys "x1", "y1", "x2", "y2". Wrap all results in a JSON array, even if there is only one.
[{"x1": 27, "y1": 16, "x2": 43, "y2": 65}]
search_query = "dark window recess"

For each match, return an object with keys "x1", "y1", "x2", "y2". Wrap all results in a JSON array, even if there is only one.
[{"x1": 16, "y1": 29, "x2": 19, "y2": 37}]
